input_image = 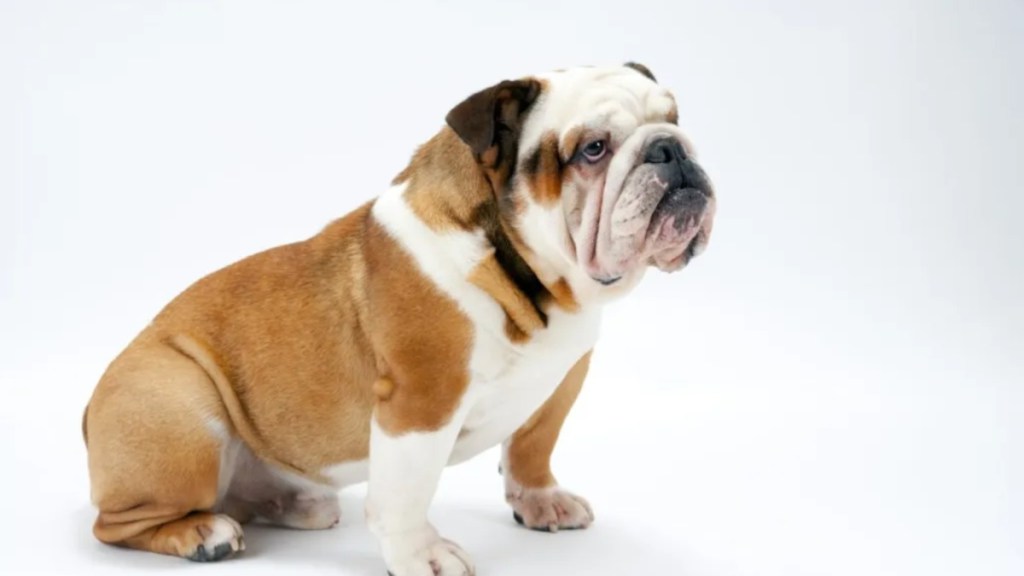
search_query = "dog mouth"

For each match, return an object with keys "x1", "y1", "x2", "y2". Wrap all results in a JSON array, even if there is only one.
[
  {"x1": 642, "y1": 186, "x2": 709, "y2": 267},
  {"x1": 648, "y1": 187, "x2": 708, "y2": 235},
  {"x1": 588, "y1": 185, "x2": 711, "y2": 284}
]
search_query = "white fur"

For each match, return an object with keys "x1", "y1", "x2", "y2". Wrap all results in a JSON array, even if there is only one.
[
  {"x1": 450, "y1": 302, "x2": 600, "y2": 464},
  {"x1": 321, "y1": 460, "x2": 369, "y2": 488},
  {"x1": 365, "y1": 403, "x2": 475, "y2": 576},
  {"x1": 206, "y1": 418, "x2": 243, "y2": 503}
]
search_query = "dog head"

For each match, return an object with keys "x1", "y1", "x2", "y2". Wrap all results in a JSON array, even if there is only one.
[{"x1": 446, "y1": 63, "x2": 715, "y2": 302}]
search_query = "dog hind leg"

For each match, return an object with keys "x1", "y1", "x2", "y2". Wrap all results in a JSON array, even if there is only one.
[{"x1": 84, "y1": 341, "x2": 245, "y2": 561}]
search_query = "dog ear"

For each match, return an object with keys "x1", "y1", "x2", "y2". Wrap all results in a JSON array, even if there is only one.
[
  {"x1": 624, "y1": 61, "x2": 657, "y2": 82},
  {"x1": 445, "y1": 78, "x2": 542, "y2": 156}
]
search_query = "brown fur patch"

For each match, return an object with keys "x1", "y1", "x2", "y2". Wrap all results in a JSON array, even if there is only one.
[
  {"x1": 468, "y1": 249, "x2": 547, "y2": 341},
  {"x1": 83, "y1": 202, "x2": 386, "y2": 553},
  {"x1": 505, "y1": 350, "x2": 592, "y2": 488},
  {"x1": 503, "y1": 318, "x2": 530, "y2": 343},
  {"x1": 160, "y1": 203, "x2": 379, "y2": 471},
  {"x1": 363, "y1": 216, "x2": 473, "y2": 434},
  {"x1": 522, "y1": 132, "x2": 563, "y2": 207},
  {"x1": 85, "y1": 336, "x2": 236, "y2": 549},
  {"x1": 543, "y1": 278, "x2": 579, "y2": 313},
  {"x1": 399, "y1": 128, "x2": 492, "y2": 232},
  {"x1": 558, "y1": 126, "x2": 585, "y2": 162}
]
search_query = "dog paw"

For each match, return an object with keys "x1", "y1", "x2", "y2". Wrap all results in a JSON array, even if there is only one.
[
  {"x1": 381, "y1": 527, "x2": 475, "y2": 576},
  {"x1": 187, "y1": 514, "x2": 246, "y2": 562},
  {"x1": 507, "y1": 486, "x2": 594, "y2": 532}
]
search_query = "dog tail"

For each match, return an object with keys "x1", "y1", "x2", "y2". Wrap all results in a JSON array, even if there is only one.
[{"x1": 81, "y1": 403, "x2": 90, "y2": 445}]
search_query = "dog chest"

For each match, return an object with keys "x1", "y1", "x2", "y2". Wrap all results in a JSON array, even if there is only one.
[{"x1": 448, "y1": 306, "x2": 601, "y2": 464}]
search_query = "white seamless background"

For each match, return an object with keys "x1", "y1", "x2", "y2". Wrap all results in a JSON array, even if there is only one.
[{"x1": 1, "y1": 1, "x2": 1021, "y2": 575}]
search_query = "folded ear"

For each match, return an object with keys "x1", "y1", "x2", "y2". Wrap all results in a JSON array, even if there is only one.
[
  {"x1": 624, "y1": 61, "x2": 657, "y2": 82},
  {"x1": 445, "y1": 78, "x2": 542, "y2": 156}
]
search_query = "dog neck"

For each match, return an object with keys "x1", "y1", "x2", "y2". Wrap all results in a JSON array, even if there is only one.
[{"x1": 390, "y1": 128, "x2": 580, "y2": 341}]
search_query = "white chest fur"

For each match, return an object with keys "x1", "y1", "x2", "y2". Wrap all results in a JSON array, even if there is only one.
[
  {"x1": 450, "y1": 305, "x2": 601, "y2": 464},
  {"x1": 370, "y1": 184, "x2": 603, "y2": 466}
]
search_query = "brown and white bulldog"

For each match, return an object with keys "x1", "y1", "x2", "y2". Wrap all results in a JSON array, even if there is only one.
[{"x1": 81, "y1": 62, "x2": 716, "y2": 575}]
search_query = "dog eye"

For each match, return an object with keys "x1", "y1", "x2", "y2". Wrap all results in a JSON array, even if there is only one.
[{"x1": 581, "y1": 140, "x2": 608, "y2": 163}]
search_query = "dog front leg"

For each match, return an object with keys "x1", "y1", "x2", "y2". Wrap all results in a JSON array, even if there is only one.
[
  {"x1": 366, "y1": 395, "x2": 474, "y2": 576},
  {"x1": 501, "y1": 350, "x2": 595, "y2": 532}
]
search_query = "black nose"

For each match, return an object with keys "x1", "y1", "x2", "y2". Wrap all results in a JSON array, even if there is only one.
[
  {"x1": 644, "y1": 137, "x2": 686, "y2": 165},
  {"x1": 643, "y1": 136, "x2": 708, "y2": 193}
]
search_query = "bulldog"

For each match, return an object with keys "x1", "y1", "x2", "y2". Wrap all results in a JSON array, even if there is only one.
[{"x1": 81, "y1": 62, "x2": 716, "y2": 575}]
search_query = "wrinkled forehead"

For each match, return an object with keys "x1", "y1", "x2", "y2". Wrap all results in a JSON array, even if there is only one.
[{"x1": 521, "y1": 66, "x2": 678, "y2": 152}]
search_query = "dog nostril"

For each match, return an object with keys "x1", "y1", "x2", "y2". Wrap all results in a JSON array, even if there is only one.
[{"x1": 644, "y1": 138, "x2": 682, "y2": 164}]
